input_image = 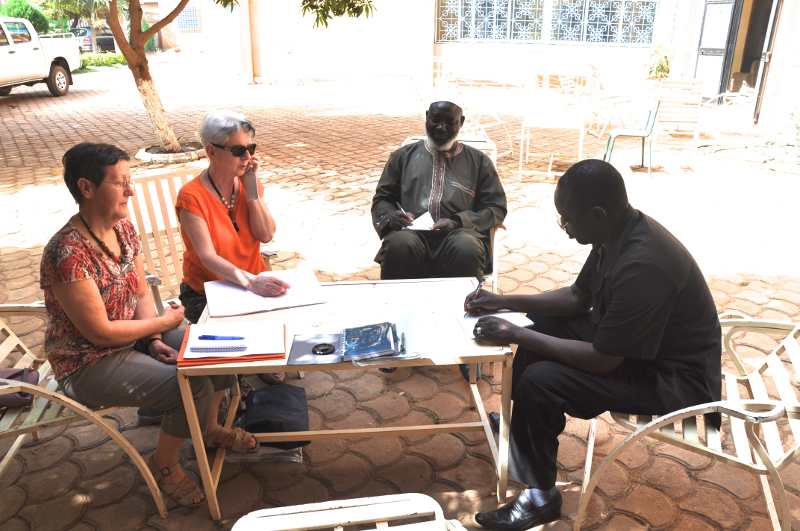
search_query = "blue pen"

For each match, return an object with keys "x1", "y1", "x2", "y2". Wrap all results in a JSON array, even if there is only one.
[{"x1": 198, "y1": 335, "x2": 245, "y2": 340}]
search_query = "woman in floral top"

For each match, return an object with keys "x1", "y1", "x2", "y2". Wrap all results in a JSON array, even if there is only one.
[{"x1": 40, "y1": 143, "x2": 260, "y2": 509}]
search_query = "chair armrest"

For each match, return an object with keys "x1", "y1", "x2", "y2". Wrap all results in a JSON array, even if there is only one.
[
  {"x1": 0, "y1": 302, "x2": 47, "y2": 318},
  {"x1": 720, "y1": 318, "x2": 796, "y2": 334},
  {"x1": 619, "y1": 400, "x2": 784, "y2": 436},
  {"x1": 144, "y1": 271, "x2": 162, "y2": 287}
]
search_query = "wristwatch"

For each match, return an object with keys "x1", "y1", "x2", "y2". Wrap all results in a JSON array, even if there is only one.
[{"x1": 146, "y1": 337, "x2": 162, "y2": 349}]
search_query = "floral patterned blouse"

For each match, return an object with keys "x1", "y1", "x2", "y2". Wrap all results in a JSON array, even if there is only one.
[{"x1": 40, "y1": 219, "x2": 142, "y2": 380}]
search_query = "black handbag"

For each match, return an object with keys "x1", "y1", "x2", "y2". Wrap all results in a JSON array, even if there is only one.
[
  {"x1": 0, "y1": 367, "x2": 40, "y2": 408},
  {"x1": 244, "y1": 384, "x2": 310, "y2": 449}
]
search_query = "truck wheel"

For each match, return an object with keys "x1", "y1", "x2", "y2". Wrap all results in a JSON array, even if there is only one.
[
  {"x1": 0, "y1": 87, "x2": 11, "y2": 96},
  {"x1": 46, "y1": 65, "x2": 69, "y2": 96}
]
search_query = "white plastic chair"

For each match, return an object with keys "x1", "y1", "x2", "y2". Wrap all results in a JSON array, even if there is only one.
[{"x1": 232, "y1": 493, "x2": 452, "y2": 531}]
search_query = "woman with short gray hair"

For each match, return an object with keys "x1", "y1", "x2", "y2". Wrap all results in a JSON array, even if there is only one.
[{"x1": 176, "y1": 110, "x2": 287, "y2": 384}]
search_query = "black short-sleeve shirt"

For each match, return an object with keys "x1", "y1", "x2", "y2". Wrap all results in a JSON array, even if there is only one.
[{"x1": 575, "y1": 207, "x2": 721, "y2": 409}]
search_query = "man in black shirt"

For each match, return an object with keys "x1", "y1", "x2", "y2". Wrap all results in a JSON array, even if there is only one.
[{"x1": 465, "y1": 159, "x2": 721, "y2": 530}]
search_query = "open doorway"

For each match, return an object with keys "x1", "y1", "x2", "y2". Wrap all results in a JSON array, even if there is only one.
[
  {"x1": 727, "y1": 0, "x2": 773, "y2": 92},
  {"x1": 695, "y1": 0, "x2": 781, "y2": 121}
]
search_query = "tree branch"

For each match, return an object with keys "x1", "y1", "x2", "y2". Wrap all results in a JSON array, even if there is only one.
[{"x1": 105, "y1": 0, "x2": 134, "y2": 57}]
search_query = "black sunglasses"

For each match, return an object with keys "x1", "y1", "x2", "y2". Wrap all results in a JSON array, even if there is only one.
[{"x1": 211, "y1": 143, "x2": 257, "y2": 157}]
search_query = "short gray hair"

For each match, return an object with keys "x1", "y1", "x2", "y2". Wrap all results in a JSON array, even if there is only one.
[{"x1": 198, "y1": 110, "x2": 256, "y2": 147}]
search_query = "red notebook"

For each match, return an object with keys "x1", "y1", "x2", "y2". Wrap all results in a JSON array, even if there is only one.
[{"x1": 177, "y1": 324, "x2": 286, "y2": 367}]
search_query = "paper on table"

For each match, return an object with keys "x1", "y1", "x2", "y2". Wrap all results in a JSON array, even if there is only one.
[
  {"x1": 457, "y1": 312, "x2": 534, "y2": 339},
  {"x1": 204, "y1": 269, "x2": 325, "y2": 318},
  {"x1": 404, "y1": 211, "x2": 434, "y2": 231},
  {"x1": 182, "y1": 321, "x2": 285, "y2": 359}
]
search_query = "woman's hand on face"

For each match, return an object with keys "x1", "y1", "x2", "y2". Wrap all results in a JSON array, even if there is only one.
[
  {"x1": 464, "y1": 290, "x2": 504, "y2": 316},
  {"x1": 250, "y1": 275, "x2": 291, "y2": 297},
  {"x1": 247, "y1": 154, "x2": 260, "y2": 175},
  {"x1": 241, "y1": 154, "x2": 261, "y2": 201},
  {"x1": 160, "y1": 303, "x2": 185, "y2": 329},
  {"x1": 474, "y1": 316, "x2": 518, "y2": 345},
  {"x1": 149, "y1": 340, "x2": 179, "y2": 364}
]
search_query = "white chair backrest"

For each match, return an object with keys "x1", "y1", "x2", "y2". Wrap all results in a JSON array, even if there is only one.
[
  {"x1": 129, "y1": 169, "x2": 197, "y2": 301},
  {"x1": 658, "y1": 77, "x2": 703, "y2": 128}
]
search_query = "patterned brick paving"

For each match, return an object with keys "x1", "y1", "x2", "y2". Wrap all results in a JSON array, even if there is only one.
[{"x1": 1, "y1": 56, "x2": 799, "y2": 530}]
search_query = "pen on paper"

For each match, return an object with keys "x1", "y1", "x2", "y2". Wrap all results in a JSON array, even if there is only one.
[
  {"x1": 465, "y1": 278, "x2": 487, "y2": 317},
  {"x1": 198, "y1": 335, "x2": 245, "y2": 341}
]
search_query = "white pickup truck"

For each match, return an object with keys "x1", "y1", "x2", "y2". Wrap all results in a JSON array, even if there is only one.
[{"x1": 0, "y1": 17, "x2": 82, "y2": 97}]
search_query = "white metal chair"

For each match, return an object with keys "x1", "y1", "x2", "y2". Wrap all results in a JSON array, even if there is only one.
[
  {"x1": 574, "y1": 314, "x2": 800, "y2": 530},
  {"x1": 518, "y1": 90, "x2": 586, "y2": 180},
  {"x1": 603, "y1": 102, "x2": 660, "y2": 176},
  {"x1": 232, "y1": 493, "x2": 451, "y2": 531},
  {"x1": 0, "y1": 304, "x2": 169, "y2": 519},
  {"x1": 657, "y1": 77, "x2": 703, "y2": 146}
]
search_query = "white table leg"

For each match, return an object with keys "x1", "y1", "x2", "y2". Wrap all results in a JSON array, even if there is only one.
[
  {"x1": 178, "y1": 372, "x2": 222, "y2": 520},
  {"x1": 497, "y1": 353, "x2": 513, "y2": 503}
]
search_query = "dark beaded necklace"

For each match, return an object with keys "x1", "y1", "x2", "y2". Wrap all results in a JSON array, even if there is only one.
[
  {"x1": 78, "y1": 213, "x2": 128, "y2": 263},
  {"x1": 206, "y1": 169, "x2": 240, "y2": 232}
]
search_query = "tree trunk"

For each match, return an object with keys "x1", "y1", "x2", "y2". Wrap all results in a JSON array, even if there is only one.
[
  {"x1": 90, "y1": 13, "x2": 99, "y2": 54},
  {"x1": 125, "y1": 48, "x2": 182, "y2": 152}
]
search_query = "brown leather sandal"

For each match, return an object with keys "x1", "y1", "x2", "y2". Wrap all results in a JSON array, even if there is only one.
[
  {"x1": 203, "y1": 425, "x2": 260, "y2": 454},
  {"x1": 146, "y1": 455, "x2": 205, "y2": 508}
]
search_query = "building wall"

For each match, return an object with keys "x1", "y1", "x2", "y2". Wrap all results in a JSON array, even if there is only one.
[
  {"x1": 254, "y1": 0, "x2": 432, "y2": 83},
  {"x1": 156, "y1": 0, "x2": 247, "y2": 76}
]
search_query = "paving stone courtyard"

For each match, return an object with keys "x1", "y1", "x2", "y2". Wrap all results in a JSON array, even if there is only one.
[{"x1": 1, "y1": 54, "x2": 799, "y2": 530}]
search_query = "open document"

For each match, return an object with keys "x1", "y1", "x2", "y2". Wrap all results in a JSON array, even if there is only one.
[
  {"x1": 204, "y1": 269, "x2": 325, "y2": 318},
  {"x1": 403, "y1": 211, "x2": 434, "y2": 231}
]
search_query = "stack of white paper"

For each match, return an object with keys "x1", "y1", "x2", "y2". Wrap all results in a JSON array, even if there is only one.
[{"x1": 183, "y1": 322, "x2": 285, "y2": 359}]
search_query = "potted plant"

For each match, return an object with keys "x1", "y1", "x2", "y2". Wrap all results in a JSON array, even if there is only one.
[{"x1": 645, "y1": 43, "x2": 672, "y2": 94}]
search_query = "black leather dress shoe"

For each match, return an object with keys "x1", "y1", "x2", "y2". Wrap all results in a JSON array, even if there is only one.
[
  {"x1": 475, "y1": 489, "x2": 562, "y2": 531},
  {"x1": 488, "y1": 411, "x2": 501, "y2": 433}
]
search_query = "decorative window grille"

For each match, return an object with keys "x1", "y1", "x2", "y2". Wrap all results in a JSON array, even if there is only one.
[
  {"x1": 175, "y1": 7, "x2": 201, "y2": 32},
  {"x1": 436, "y1": 0, "x2": 657, "y2": 44}
]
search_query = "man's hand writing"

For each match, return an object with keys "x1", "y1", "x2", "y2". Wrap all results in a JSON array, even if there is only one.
[
  {"x1": 251, "y1": 275, "x2": 291, "y2": 297},
  {"x1": 389, "y1": 210, "x2": 414, "y2": 231},
  {"x1": 474, "y1": 316, "x2": 519, "y2": 345},
  {"x1": 464, "y1": 290, "x2": 504, "y2": 316}
]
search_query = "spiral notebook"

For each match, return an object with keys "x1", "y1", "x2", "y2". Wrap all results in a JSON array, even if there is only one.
[
  {"x1": 177, "y1": 322, "x2": 286, "y2": 367},
  {"x1": 287, "y1": 322, "x2": 402, "y2": 365},
  {"x1": 340, "y1": 322, "x2": 400, "y2": 362}
]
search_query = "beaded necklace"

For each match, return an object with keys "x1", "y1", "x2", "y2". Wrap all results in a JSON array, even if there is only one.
[
  {"x1": 78, "y1": 213, "x2": 128, "y2": 263},
  {"x1": 206, "y1": 169, "x2": 240, "y2": 232}
]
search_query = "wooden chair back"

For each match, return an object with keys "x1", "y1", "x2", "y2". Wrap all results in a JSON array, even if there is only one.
[
  {"x1": 657, "y1": 77, "x2": 703, "y2": 141},
  {"x1": 128, "y1": 169, "x2": 197, "y2": 307}
]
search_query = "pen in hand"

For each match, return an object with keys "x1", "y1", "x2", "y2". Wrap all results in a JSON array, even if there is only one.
[
  {"x1": 198, "y1": 335, "x2": 245, "y2": 340},
  {"x1": 396, "y1": 202, "x2": 408, "y2": 216},
  {"x1": 465, "y1": 278, "x2": 487, "y2": 317}
]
